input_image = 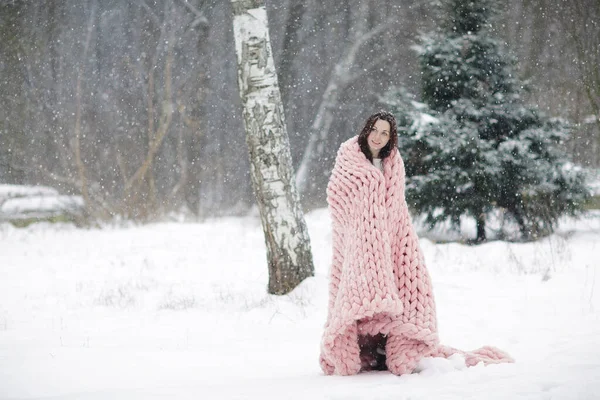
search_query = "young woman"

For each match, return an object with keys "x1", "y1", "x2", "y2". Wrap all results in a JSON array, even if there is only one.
[{"x1": 319, "y1": 111, "x2": 512, "y2": 375}]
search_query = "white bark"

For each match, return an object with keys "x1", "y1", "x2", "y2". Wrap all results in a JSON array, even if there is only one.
[{"x1": 231, "y1": 0, "x2": 314, "y2": 295}]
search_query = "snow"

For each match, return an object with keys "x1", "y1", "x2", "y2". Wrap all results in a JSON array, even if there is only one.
[
  {"x1": 410, "y1": 112, "x2": 439, "y2": 133},
  {"x1": 0, "y1": 185, "x2": 84, "y2": 218},
  {"x1": 1, "y1": 195, "x2": 84, "y2": 214},
  {"x1": 587, "y1": 169, "x2": 600, "y2": 196},
  {"x1": 0, "y1": 185, "x2": 58, "y2": 199},
  {"x1": 1, "y1": 209, "x2": 599, "y2": 399}
]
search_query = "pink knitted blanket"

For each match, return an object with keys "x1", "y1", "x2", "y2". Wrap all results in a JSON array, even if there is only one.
[{"x1": 319, "y1": 136, "x2": 513, "y2": 375}]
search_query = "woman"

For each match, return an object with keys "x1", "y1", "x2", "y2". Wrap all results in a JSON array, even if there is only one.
[{"x1": 319, "y1": 111, "x2": 512, "y2": 375}]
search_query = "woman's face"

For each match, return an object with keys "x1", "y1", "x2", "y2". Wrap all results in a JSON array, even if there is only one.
[{"x1": 367, "y1": 119, "x2": 391, "y2": 158}]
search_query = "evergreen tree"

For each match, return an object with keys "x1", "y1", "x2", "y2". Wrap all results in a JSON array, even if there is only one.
[{"x1": 383, "y1": 0, "x2": 589, "y2": 242}]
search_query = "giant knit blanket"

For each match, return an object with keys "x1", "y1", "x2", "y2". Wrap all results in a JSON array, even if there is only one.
[{"x1": 319, "y1": 136, "x2": 513, "y2": 376}]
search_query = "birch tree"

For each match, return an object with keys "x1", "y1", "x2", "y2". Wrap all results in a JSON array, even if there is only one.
[{"x1": 230, "y1": 0, "x2": 314, "y2": 295}]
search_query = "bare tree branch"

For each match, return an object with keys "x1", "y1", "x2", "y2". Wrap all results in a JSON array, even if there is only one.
[
  {"x1": 296, "y1": 11, "x2": 396, "y2": 194},
  {"x1": 72, "y1": 4, "x2": 96, "y2": 215},
  {"x1": 124, "y1": 20, "x2": 175, "y2": 198},
  {"x1": 178, "y1": 0, "x2": 208, "y2": 26},
  {"x1": 136, "y1": 0, "x2": 161, "y2": 26}
]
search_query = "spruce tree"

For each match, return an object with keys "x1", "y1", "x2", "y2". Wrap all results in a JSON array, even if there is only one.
[{"x1": 383, "y1": 0, "x2": 589, "y2": 242}]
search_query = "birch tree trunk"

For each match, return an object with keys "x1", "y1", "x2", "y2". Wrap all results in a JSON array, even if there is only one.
[{"x1": 231, "y1": 0, "x2": 314, "y2": 295}]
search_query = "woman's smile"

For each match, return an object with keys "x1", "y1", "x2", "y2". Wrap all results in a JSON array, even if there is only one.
[{"x1": 367, "y1": 119, "x2": 391, "y2": 157}]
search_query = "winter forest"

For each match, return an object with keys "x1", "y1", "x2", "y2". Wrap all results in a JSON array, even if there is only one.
[
  {"x1": 1, "y1": 0, "x2": 600, "y2": 399},
  {"x1": 1, "y1": 0, "x2": 599, "y2": 221}
]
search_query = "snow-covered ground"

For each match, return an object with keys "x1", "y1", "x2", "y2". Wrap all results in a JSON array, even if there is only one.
[{"x1": 1, "y1": 209, "x2": 599, "y2": 400}]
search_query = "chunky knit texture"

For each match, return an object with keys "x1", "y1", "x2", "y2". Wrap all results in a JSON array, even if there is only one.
[{"x1": 319, "y1": 136, "x2": 513, "y2": 376}]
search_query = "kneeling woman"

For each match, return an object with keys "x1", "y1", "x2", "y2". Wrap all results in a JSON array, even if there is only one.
[{"x1": 319, "y1": 110, "x2": 512, "y2": 375}]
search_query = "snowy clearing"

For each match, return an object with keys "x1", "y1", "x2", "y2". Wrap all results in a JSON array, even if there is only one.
[{"x1": 1, "y1": 209, "x2": 599, "y2": 399}]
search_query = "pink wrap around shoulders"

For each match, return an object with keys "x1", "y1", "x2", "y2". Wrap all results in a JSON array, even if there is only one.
[{"x1": 319, "y1": 136, "x2": 513, "y2": 375}]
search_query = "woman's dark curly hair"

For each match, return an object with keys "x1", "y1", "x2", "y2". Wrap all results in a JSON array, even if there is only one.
[{"x1": 358, "y1": 110, "x2": 398, "y2": 162}]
